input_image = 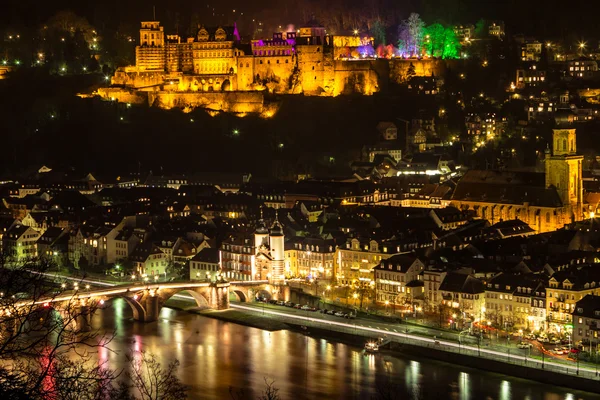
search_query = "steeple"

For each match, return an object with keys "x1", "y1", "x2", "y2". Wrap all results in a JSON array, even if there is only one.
[
  {"x1": 255, "y1": 207, "x2": 268, "y2": 235},
  {"x1": 254, "y1": 207, "x2": 269, "y2": 249},
  {"x1": 270, "y1": 209, "x2": 283, "y2": 237}
]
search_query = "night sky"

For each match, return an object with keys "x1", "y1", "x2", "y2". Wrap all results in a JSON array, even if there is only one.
[{"x1": 1, "y1": 0, "x2": 598, "y2": 39}]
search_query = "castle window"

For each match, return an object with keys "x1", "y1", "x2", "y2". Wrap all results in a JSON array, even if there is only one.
[
  {"x1": 562, "y1": 139, "x2": 567, "y2": 151},
  {"x1": 546, "y1": 212, "x2": 550, "y2": 223},
  {"x1": 285, "y1": 59, "x2": 289, "y2": 64},
  {"x1": 277, "y1": 59, "x2": 279, "y2": 64},
  {"x1": 260, "y1": 60, "x2": 263, "y2": 64},
  {"x1": 246, "y1": 63, "x2": 249, "y2": 67}
]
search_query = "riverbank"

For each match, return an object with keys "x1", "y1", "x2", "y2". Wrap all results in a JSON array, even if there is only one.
[
  {"x1": 165, "y1": 301, "x2": 600, "y2": 395},
  {"x1": 164, "y1": 299, "x2": 289, "y2": 331}
]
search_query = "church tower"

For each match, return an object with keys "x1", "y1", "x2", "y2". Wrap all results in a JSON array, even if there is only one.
[
  {"x1": 545, "y1": 128, "x2": 583, "y2": 221},
  {"x1": 268, "y1": 212, "x2": 285, "y2": 285}
]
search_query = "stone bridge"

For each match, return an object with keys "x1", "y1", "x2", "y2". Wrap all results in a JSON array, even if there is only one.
[{"x1": 17, "y1": 280, "x2": 289, "y2": 331}]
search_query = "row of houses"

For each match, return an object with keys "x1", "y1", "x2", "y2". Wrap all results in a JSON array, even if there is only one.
[{"x1": 372, "y1": 252, "x2": 600, "y2": 344}]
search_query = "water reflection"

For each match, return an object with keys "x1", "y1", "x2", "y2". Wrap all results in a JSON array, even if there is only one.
[{"x1": 82, "y1": 304, "x2": 592, "y2": 400}]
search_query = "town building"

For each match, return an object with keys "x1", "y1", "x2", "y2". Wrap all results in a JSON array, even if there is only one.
[
  {"x1": 488, "y1": 21, "x2": 505, "y2": 38},
  {"x1": 189, "y1": 247, "x2": 220, "y2": 281},
  {"x1": 572, "y1": 295, "x2": 600, "y2": 349},
  {"x1": 484, "y1": 273, "x2": 546, "y2": 331},
  {"x1": 3, "y1": 224, "x2": 41, "y2": 261},
  {"x1": 568, "y1": 57, "x2": 598, "y2": 79},
  {"x1": 336, "y1": 238, "x2": 398, "y2": 286},
  {"x1": 516, "y1": 65, "x2": 546, "y2": 88},
  {"x1": 438, "y1": 272, "x2": 485, "y2": 324},
  {"x1": 374, "y1": 255, "x2": 425, "y2": 309},
  {"x1": 520, "y1": 41, "x2": 542, "y2": 61},
  {"x1": 130, "y1": 243, "x2": 169, "y2": 277},
  {"x1": 284, "y1": 237, "x2": 336, "y2": 280},
  {"x1": 546, "y1": 265, "x2": 600, "y2": 330}
]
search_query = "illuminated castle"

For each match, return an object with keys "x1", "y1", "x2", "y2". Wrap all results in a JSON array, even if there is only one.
[
  {"x1": 98, "y1": 20, "x2": 453, "y2": 114},
  {"x1": 107, "y1": 20, "x2": 447, "y2": 103}
]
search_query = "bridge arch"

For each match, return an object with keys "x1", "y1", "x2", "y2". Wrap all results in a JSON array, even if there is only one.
[
  {"x1": 229, "y1": 289, "x2": 248, "y2": 302},
  {"x1": 158, "y1": 288, "x2": 211, "y2": 309},
  {"x1": 255, "y1": 289, "x2": 273, "y2": 301},
  {"x1": 121, "y1": 296, "x2": 147, "y2": 321}
]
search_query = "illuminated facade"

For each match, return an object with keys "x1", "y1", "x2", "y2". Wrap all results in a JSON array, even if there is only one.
[
  {"x1": 285, "y1": 237, "x2": 336, "y2": 280},
  {"x1": 109, "y1": 20, "x2": 431, "y2": 102},
  {"x1": 374, "y1": 255, "x2": 425, "y2": 306},
  {"x1": 450, "y1": 128, "x2": 584, "y2": 233},
  {"x1": 335, "y1": 238, "x2": 397, "y2": 286}
]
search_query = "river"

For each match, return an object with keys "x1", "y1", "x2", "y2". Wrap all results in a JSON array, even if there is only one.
[{"x1": 86, "y1": 298, "x2": 596, "y2": 400}]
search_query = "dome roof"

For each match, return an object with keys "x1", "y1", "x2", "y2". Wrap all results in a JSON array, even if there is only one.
[
  {"x1": 270, "y1": 220, "x2": 283, "y2": 236},
  {"x1": 255, "y1": 219, "x2": 268, "y2": 235}
]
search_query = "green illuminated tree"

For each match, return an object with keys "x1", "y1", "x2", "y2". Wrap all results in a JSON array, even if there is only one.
[
  {"x1": 370, "y1": 19, "x2": 387, "y2": 46},
  {"x1": 423, "y1": 24, "x2": 461, "y2": 59}
]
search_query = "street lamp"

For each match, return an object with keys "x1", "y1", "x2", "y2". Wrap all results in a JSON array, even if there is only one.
[
  {"x1": 385, "y1": 300, "x2": 389, "y2": 314},
  {"x1": 353, "y1": 292, "x2": 358, "y2": 307}
]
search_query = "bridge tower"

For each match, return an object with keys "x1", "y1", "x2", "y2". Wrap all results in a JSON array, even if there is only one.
[{"x1": 269, "y1": 212, "x2": 285, "y2": 285}]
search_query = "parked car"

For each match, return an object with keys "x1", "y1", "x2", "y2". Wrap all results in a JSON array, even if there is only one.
[
  {"x1": 327, "y1": 310, "x2": 336, "y2": 315},
  {"x1": 550, "y1": 338, "x2": 561, "y2": 345},
  {"x1": 301, "y1": 305, "x2": 311, "y2": 311},
  {"x1": 334, "y1": 311, "x2": 345, "y2": 317},
  {"x1": 277, "y1": 300, "x2": 286, "y2": 306},
  {"x1": 319, "y1": 309, "x2": 328, "y2": 314},
  {"x1": 345, "y1": 313, "x2": 356, "y2": 319},
  {"x1": 517, "y1": 342, "x2": 532, "y2": 349},
  {"x1": 525, "y1": 334, "x2": 536, "y2": 340},
  {"x1": 284, "y1": 301, "x2": 294, "y2": 307},
  {"x1": 269, "y1": 300, "x2": 278, "y2": 305},
  {"x1": 294, "y1": 304, "x2": 303, "y2": 309},
  {"x1": 552, "y1": 348, "x2": 565, "y2": 355}
]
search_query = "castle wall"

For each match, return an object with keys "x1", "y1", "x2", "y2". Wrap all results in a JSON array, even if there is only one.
[
  {"x1": 331, "y1": 60, "x2": 384, "y2": 96},
  {"x1": 236, "y1": 56, "x2": 256, "y2": 91},
  {"x1": 253, "y1": 55, "x2": 295, "y2": 93},
  {"x1": 97, "y1": 87, "x2": 147, "y2": 104},
  {"x1": 148, "y1": 91, "x2": 265, "y2": 113},
  {"x1": 296, "y1": 45, "x2": 325, "y2": 94},
  {"x1": 388, "y1": 59, "x2": 456, "y2": 83},
  {"x1": 112, "y1": 70, "x2": 169, "y2": 88}
]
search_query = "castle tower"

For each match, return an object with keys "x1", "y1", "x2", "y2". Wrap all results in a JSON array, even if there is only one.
[
  {"x1": 254, "y1": 209, "x2": 269, "y2": 249},
  {"x1": 139, "y1": 21, "x2": 164, "y2": 47},
  {"x1": 268, "y1": 212, "x2": 285, "y2": 285},
  {"x1": 545, "y1": 128, "x2": 583, "y2": 221}
]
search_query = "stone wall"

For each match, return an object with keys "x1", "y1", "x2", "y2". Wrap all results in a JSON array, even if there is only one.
[
  {"x1": 331, "y1": 59, "x2": 383, "y2": 96},
  {"x1": 96, "y1": 87, "x2": 147, "y2": 104},
  {"x1": 296, "y1": 45, "x2": 326, "y2": 94},
  {"x1": 148, "y1": 91, "x2": 265, "y2": 114},
  {"x1": 253, "y1": 55, "x2": 295, "y2": 93},
  {"x1": 112, "y1": 70, "x2": 171, "y2": 88},
  {"x1": 388, "y1": 59, "x2": 458, "y2": 83}
]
